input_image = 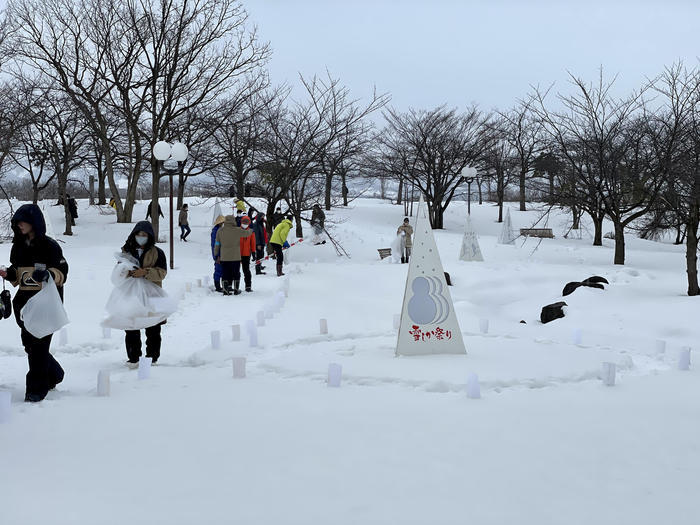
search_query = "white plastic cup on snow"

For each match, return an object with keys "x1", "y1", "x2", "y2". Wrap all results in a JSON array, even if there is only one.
[
  {"x1": 102, "y1": 326, "x2": 111, "y2": 339},
  {"x1": 393, "y1": 314, "x2": 400, "y2": 330},
  {"x1": 204, "y1": 276, "x2": 210, "y2": 287},
  {"x1": 679, "y1": 347, "x2": 691, "y2": 371},
  {"x1": 479, "y1": 319, "x2": 489, "y2": 334},
  {"x1": 655, "y1": 339, "x2": 666, "y2": 355},
  {"x1": 256, "y1": 311, "x2": 265, "y2": 327},
  {"x1": 97, "y1": 370, "x2": 110, "y2": 397},
  {"x1": 327, "y1": 363, "x2": 342, "y2": 388},
  {"x1": 138, "y1": 357, "x2": 152, "y2": 380},
  {"x1": 249, "y1": 329, "x2": 258, "y2": 348},
  {"x1": 231, "y1": 324, "x2": 241, "y2": 342},
  {"x1": 232, "y1": 357, "x2": 247, "y2": 379},
  {"x1": 264, "y1": 305, "x2": 274, "y2": 320},
  {"x1": 320, "y1": 318, "x2": 328, "y2": 335},
  {"x1": 211, "y1": 330, "x2": 221, "y2": 349},
  {"x1": 0, "y1": 391, "x2": 11, "y2": 423},
  {"x1": 572, "y1": 328, "x2": 583, "y2": 345},
  {"x1": 59, "y1": 327, "x2": 68, "y2": 346},
  {"x1": 466, "y1": 373, "x2": 481, "y2": 399},
  {"x1": 601, "y1": 362, "x2": 616, "y2": 387},
  {"x1": 196, "y1": 278, "x2": 202, "y2": 287},
  {"x1": 185, "y1": 282, "x2": 192, "y2": 293}
]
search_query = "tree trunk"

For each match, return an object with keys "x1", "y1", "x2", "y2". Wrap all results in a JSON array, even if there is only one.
[
  {"x1": 686, "y1": 209, "x2": 700, "y2": 296},
  {"x1": 397, "y1": 177, "x2": 403, "y2": 205},
  {"x1": 341, "y1": 171, "x2": 348, "y2": 207},
  {"x1": 613, "y1": 222, "x2": 625, "y2": 265},
  {"x1": 151, "y1": 163, "x2": 161, "y2": 240},
  {"x1": 236, "y1": 171, "x2": 245, "y2": 200},
  {"x1": 177, "y1": 168, "x2": 185, "y2": 211},
  {"x1": 592, "y1": 214, "x2": 603, "y2": 246},
  {"x1": 477, "y1": 176, "x2": 483, "y2": 205},
  {"x1": 294, "y1": 211, "x2": 303, "y2": 238},
  {"x1": 32, "y1": 186, "x2": 39, "y2": 204},
  {"x1": 519, "y1": 170, "x2": 526, "y2": 211},
  {"x1": 324, "y1": 171, "x2": 333, "y2": 211},
  {"x1": 548, "y1": 173, "x2": 554, "y2": 203},
  {"x1": 572, "y1": 205, "x2": 580, "y2": 230},
  {"x1": 98, "y1": 169, "x2": 106, "y2": 205}
]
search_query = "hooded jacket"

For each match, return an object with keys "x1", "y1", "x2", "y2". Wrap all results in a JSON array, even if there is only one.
[
  {"x1": 178, "y1": 208, "x2": 188, "y2": 226},
  {"x1": 252, "y1": 215, "x2": 268, "y2": 247},
  {"x1": 121, "y1": 221, "x2": 167, "y2": 287},
  {"x1": 5, "y1": 204, "x2": 69, "y2": 324},
  {"x1": 239, "y1": 218, "x2": 256, "y2": 257},
  {"x1": 270, "y1": 219, "x2": 293, "y2": 246},
  {"x1": 214, "y1": 216, "x2": 252, "y2": 262}
]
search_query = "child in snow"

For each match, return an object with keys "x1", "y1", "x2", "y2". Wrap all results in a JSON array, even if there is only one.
[
  {"x1": 311, "y1": 204, "x2": 326, "y2": 245},
  {"x1": 121, "y1": 221, "x2": 168, "y2": 366},
  {"x1": 397, "y1": 218, "x2": 413, "y2": 264},
  {"x1": 0, "y1": 204, "x2": 68, "y2": 402},
  {"x1": 270, "y1": 215, "x2": 293, "y2": 277},
  {"x1": 210, "y1": 215, "x2": 225, "y2": 292},
  {"x1": 179, "y1": 203, "x2": 191, "y2": 241},
  {"x1": 239, "y1": 215, "x2": 256, "y2": 292}
]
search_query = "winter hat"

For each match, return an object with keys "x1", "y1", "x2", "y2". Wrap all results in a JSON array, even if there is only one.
[
  {"x1": 241, "y1": 216, "x2": 251, "y2": 226},
  {"x1": 214, "y1": 215, "x2": 226, "y2": 226}
]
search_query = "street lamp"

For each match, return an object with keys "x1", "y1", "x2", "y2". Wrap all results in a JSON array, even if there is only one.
[
  {"x1": 460, "y1": 167, "x2": 477, "y2": 215},
  {"x1": 152, "y1": 140, "x2": 189, "y2": 270}
]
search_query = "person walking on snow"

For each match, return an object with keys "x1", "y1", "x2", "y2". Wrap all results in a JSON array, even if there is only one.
[
  {"x1": 121, "y1": 221, "x2": 167, "y2": 366},
  {"x1": 0, "y1": 204, "x2": 68, "y2": 402},
  {"x1": 397, "y1": 217, "x2": 413, "y2": 264},
  {"x1": 270, "y1": 215, "x2": 293, "y2": 277},
  {"x1": 179, "y1": 203, "x2": 191, "y2": 241},
  {"x1": 311, "y1": 204, "x2": 326, "y2": 245},
  {"x1": 210, "y1": 215, "x2": 225, "y2": 292},
  {"x1": 239, "y1": 216, "x2": 256, "y2": 292},
  {"x1": 214, "y1": 216, "x2": 250, "y2": 295}
]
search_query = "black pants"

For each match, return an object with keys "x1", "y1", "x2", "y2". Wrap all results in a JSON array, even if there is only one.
[
  {"x1": 221, "y1": 261, "x2": 241, "y2": 282},
  {"x1": 125, "y1": 324, "x2": 162, "y2": 362},
  {"x1": 241, "y1": 255, "x2": 252, "y2": 287},
  {"x1": 271, "y1": 243, "x2": 283, "y2": 265},
  {"x1": 21, "y1": 328, "x2": 64, "y2": 399}
]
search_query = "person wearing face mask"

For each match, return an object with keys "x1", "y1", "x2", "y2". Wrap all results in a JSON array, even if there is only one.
[
  {"x1": 121, "y1": 221, "x2": 167, "y2": 366},
  {"x1": 213, "y1": 215, "x2": 249, "y2": 295},
  {"x1": 0, "y1": 204, "x2": 69, "y2": 402},
  {"x1": 238, "y1": 215, "x2": 256, "y2": 292}
]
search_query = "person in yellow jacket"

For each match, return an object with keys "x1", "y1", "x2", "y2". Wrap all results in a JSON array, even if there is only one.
[
  {"x1": 235, "y1": 198, "x2": 246, "y2": 213},
  {"x1": 269, "y1": 216, "x2": 293, "y2": 276}
]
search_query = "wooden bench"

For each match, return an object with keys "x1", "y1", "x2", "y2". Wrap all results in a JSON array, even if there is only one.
[
  {"x1": 378, "y1": 248, "x2": 392, "y2": 260},
  {"x1": 520, "y1": 228, "x2": 554, "y2": 238}
]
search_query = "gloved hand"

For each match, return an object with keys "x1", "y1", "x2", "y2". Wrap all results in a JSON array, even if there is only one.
[
  {"x1": 31, "y1": 268, "x2": 50, "y2": 283},
  {"x1": 129, "y1": 268, "x2": 148, "y2": 278}
]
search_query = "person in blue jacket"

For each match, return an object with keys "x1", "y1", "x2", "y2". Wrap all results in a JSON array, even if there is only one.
[{"x1": 211, "y1": 215, "x2": 225, "y2": 292}]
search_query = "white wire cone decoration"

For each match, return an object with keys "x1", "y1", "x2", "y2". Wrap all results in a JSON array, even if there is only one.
[
  {"x1": 459, "y1": 214, "x2": 484, "y2": 262},
  {"x1": 396, "y1": 196, "x2": 466, "y2": 356},
  {"x1": 498, "y1": 207, "x2": 517, "y2": 245}
]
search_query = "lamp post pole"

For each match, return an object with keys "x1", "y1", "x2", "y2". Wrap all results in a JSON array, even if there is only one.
[
  {"x1": 466, "y1": 177, "x2": 475, "y2": 215},
  {"x1": 153, "y1": 141, "x2": 188, "y2": 271}
]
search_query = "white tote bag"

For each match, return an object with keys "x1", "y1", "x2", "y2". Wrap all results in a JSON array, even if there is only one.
[{"x1": 20, "y1": 275, "x2": 70, "y2": 338}]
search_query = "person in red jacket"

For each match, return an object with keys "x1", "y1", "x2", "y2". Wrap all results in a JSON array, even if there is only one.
[{"x1": 239, "y1": 215, "x2": 256, "y2": 292}]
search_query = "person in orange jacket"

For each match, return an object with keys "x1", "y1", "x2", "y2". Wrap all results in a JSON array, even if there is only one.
[{"x1": 239, "y1": 215, "x2": 256, "y2": 292}]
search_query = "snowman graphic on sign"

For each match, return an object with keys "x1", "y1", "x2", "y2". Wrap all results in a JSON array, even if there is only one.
[{"x1": 407, "y1": 275, "x2": 450, "y2": 325}]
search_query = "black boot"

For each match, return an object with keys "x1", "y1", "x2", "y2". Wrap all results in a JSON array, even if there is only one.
[
  {"x1": 255, "y1": 265, "x2": 266, "y2": 275},
  {"x1": 277, "y1": 264, "x2": 285, "y2": 277},
  {"x1": 214, "y1": 279, "x2": 223, "y2": 293},
  {"x1": 245, "y1": 282, "x2": 253, "y2": 292},
  {"x1": 222, "y1": 280, "x2": 232, "y2": 295},
  {"x1": 233, "y1": 280, "x2": 242, "y2": 295}
]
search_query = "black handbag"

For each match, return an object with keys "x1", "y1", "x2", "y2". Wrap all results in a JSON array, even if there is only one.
[{"x1": 1, "y1": 278, "x2": 11, "y2": 320}]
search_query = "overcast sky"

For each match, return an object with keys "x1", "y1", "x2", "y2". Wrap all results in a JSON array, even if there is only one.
[{"x1": 243, "y1": 0, "x2": 699, "y2": 112}]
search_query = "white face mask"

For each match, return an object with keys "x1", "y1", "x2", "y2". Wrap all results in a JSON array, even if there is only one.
[
  {"x1": 242, "y1": 224, "x2": 249, "y2": 229},
  {"x1": 135, "y1": 235, "x2": 148, "y2": 246}
]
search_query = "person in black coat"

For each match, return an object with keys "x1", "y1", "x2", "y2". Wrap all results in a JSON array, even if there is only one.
[
  {"x1": 249, "y1": 210, "x2": 268, "y2": 274},
  {"x1": 0, "y1": 204, "x2": 69, "y2": 402},
  {"x1": 145, "y1": 200, "x2": 164, "y2": 220},
  {"x1": 120, "y1": 221, "x2": 168, "y2": 366},
  {"x1": 67, "y1": 194, "x2": 78, "y2": 226}
]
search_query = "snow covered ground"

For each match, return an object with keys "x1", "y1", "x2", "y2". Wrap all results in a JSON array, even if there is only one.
[{"x1": 1, "y1": 197, "x2": 699, "y2": 525}]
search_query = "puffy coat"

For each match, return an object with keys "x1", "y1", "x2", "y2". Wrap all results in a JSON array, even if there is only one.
[
  {"x1": 397, "y1": 224, "x2": 414, "y2": 248},
  {"x1": 270, "y1": 219, "x2": 293, "y2": 246},
  {"x1": 239, "y1": 229, "x2": 256, "y2": 257},
  {"x1": 214, "y1": 216, "x2": 252, "y2": 262},
  {"x1": 235, "y1": 200, "x2": 246, "y2": 212},
  {"x1": 121, "y1": 221, "x2": 167, "y2": 288},
  {"x1": 5, "y1": 204, "x2": 69, "y2": 325},
  {"x1": 252, "y1": 216, "x2": 268, "y2": 247},
  {"x1": 178, "y1": 208, "x2": 188, "y2": 226}
]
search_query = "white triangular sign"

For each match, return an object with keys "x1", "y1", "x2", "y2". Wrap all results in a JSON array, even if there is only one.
[
  {"x1": 498, "y1": 208, "x2": 516, "y2": 245},
  {"x1": 396, "y1": 197, "x2": 466, "y2": 356},
  {"x1": 459, "y1": 215, "x2": 484, "y2": 262},
  {"x1": 212, "y1": 202, "x2": 223, "y2": 225}
]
